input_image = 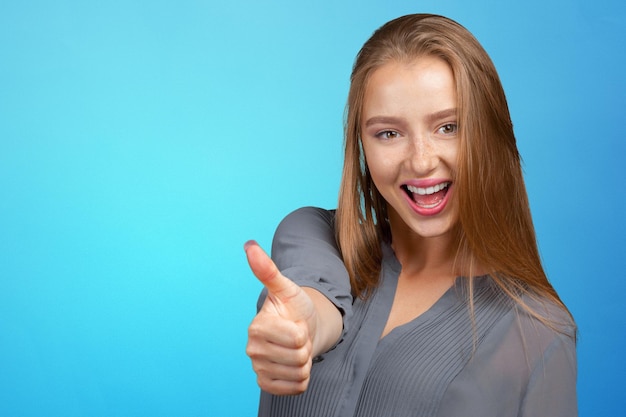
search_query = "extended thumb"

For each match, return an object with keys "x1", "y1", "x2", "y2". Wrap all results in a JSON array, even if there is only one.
[{"x1": 244, "y1": 240, "x2": 296, "y2": 299}]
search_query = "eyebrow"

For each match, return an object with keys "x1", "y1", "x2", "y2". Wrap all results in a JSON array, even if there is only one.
[
  {"x1": 363, "y1": 108, "x2": 457, "y2": 127},
  {"x1": 364, "y1": 116, "x2": 405, "y2": 127},
  {"x1": 426, "y1": 108, "x2": 457, "y2": 124}
]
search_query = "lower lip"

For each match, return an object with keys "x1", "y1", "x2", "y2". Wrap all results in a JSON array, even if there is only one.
[{"x1": 402, "y1": 185, "x2": 452, "y2": 217}]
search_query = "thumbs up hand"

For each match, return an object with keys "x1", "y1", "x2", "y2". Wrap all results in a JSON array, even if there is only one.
[{"x1": 244, "y1": 241, "x2": 318, "y2": 395}]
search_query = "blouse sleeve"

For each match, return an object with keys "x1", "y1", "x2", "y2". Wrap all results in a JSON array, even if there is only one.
[
  {"x1": 519, "y1": 331, "x2": 578, "y2": 417},
  {"x1": 257, "y1": 207, "x2": 353, "y2": 336}
]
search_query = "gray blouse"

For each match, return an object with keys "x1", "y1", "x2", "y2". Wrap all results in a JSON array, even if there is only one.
[{"x1": 257, "y1": 207, "x2": 577, "y2": 417}]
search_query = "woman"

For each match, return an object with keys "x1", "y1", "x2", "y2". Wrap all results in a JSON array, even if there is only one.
[{"x1": 245, "y1": 14, "x2": 577, "y2": 417}]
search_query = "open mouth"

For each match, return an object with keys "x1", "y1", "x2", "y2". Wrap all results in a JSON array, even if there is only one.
[{"x1": 402, "y1": 182, "x2": 451, "y2": 209}]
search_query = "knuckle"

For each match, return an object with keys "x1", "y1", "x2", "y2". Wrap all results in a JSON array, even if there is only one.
[
  {"x1": 292, "y1": 328, "x2": 308, "y2": 348},
  {"x1": 295, "y1": 365, "x2": 311, "y2": 382},
  {"x1": 257, "y1": 376, "x2": 271, "y2": 391},
  {"x1": 248, "y1": 322, "x2": 263, "y2": 339},
  {"x1": 245, "y1": 344, "x2": 257, "y2": 359},
  {"x1": 250, "y1": 362, "x2": 262, "y2": 375},
  {"x1": 294, "y1": 348, "x2": 311, "y2": 366},
  {"x1": 245, "y1": 338, "x2": 262, "y2": 358},
  {"x1": 293, "y1": 379, "x2": 309, "y2": 395}
]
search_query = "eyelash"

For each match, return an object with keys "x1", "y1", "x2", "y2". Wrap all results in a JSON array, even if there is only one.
[
  {"x1": 438, "y1": 123, "x2": 458, "y2": 135},
  {"x1": 374, "y1": 123, "x2": 457, "y2": 140},
  {"x1": 375, "y1": 130, "x2": 400, "y2": 140}
]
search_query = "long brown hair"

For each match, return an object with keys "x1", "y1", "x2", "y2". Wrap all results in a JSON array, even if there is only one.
[{"x1": 336, "y1": 14, "x2": 573, "y2": 326}]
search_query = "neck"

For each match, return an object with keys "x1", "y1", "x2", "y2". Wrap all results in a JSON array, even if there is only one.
[
  {"x1": 387, "y1": 214, "x2": 457, "y2": 277},
  {"x1": 386, "y1": 209, "x2": 489, "y2": 279}
]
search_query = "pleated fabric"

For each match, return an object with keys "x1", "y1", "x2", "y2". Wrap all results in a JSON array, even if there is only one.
[
  {"x1": 256, "y1": 207, "x2": 577, "y2": 417},
  {"x1": 258, "y1": 244, "x2": 513, "y2": 417}
]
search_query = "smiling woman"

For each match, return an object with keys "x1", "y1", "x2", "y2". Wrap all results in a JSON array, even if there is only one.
[
  {"x1": 360, "y1": 57, "x2": 459, "y2": 243},
  {"x1": 244, "y1": 13, "x2": 577, "y2": 417}
]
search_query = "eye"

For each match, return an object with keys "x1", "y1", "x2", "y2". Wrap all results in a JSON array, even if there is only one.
[
  {"x1": 375, "y1": 130, "x2": 400, "y2": 140},
  {"x1": 438, "y1": 123, "x2": 458, "y2": 135}
]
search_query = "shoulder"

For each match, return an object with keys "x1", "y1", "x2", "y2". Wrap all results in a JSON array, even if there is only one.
[
  {"x1": 473, "y1": 279, "x2": 577, "y2": 383},
  {"x1": 470, "y1": 277, "x2": 576, "y2": 365},
  {"x1": 474, "y1": 276, "x2": 576, "y2": 342},
  {"x1": 516, "y1": 292, "x2": 577, "y2": 343},
  {"x1": 277, "y1": 206, "x2": 336, "y2": 229},
  {"x1": 274, "y1": 207, "x2": 337, "y2": 243},
  {"x1": 271, "y1": 206, "x2": 341, "y2": 264}
]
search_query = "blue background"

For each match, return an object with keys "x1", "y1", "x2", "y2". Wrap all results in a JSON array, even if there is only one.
[{"x1": 1, "y1": 0, "x2": 624, "y2": 415}]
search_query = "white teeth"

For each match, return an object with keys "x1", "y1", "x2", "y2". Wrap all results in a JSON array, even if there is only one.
[{"x1": 406, "y1": 182, "x2": 450, "y2": 195}]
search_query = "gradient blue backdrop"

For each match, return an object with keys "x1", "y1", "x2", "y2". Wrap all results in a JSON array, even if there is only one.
[{"x1": 1, "y1": 0, "x2": 624, "y2": 415}]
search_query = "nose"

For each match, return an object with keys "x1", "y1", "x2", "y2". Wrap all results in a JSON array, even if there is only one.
[{"x1": 406, "y1": 135, "x2": 437, "y2": 175}]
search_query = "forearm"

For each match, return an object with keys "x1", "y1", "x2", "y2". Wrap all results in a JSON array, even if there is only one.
[{"x1": 303, "y1": 287, "x2": 343, "y2": 357}]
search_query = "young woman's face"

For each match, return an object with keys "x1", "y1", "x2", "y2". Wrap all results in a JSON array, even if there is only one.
[{"x1": 361, "y1": 56, "x2": 459, "y2": 240}]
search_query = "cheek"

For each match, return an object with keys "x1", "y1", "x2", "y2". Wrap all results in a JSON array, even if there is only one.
[
  {"x1": 447, "y1": 141, "x2": 460, "y2": 165},
  {"x1": 436, "y1": 141, "x2": 459, "y2": 174},
  {"x1": 363, "y1": 147, "x2": 394, "y2": 185}
]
